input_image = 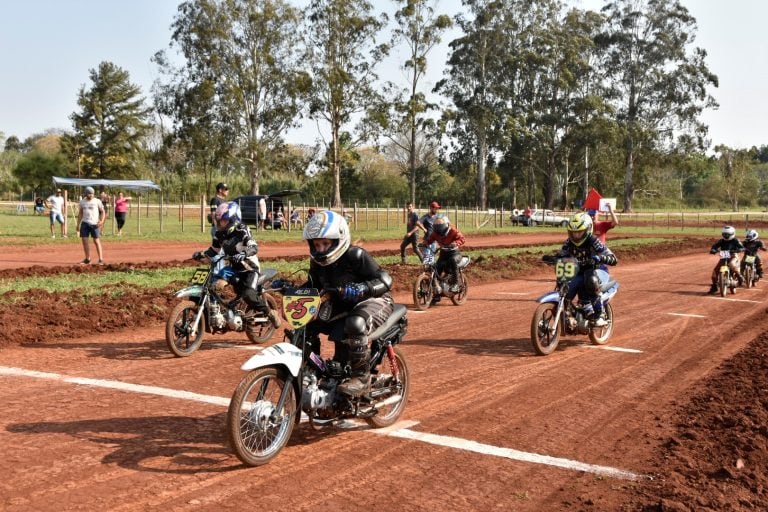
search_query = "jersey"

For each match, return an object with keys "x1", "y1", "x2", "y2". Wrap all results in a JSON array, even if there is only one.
[{"x1": 557, "y1": 234, "x2": 617, "y2": 270}]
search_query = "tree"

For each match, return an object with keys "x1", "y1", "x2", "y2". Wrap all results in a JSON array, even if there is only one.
[
  {"x1": 12, "y1": 151, "x2": 74, "y2": 193},
  {"x1": 305, "y1": 0, "x2": 389, "y2": 207},
  {"x1": 715, "y1": 145, "x2": 752, "y2": 212},
  {"x1": 4, "y1": 135, "x2": 23, "y2": 153},
  {"x1": 383, "y1": 0, "x2": 451, "y2": 204},
  {"x1": 158, "y1": 0, "x2": 309, "y2": 195},
  {"x1": 597, "y1": 0, "x2": 718, "y2": 212},
  {"x1": 70, "y1": 61, "x2": 152, "y2": 178}
]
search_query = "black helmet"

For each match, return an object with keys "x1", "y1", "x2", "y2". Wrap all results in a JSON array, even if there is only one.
[{"x1": 216, "y1": 182, "x2": 229, "y2": 192}]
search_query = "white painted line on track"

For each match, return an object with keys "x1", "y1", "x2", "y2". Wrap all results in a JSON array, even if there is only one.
[
  {"x1": 209, "y1": 343, "x2": 264, "y2": 351},
  {"x1": 376, "y1": 428, "x2": 644, "y2": 480},
  {"x1": 0, "y1": 365, "x2": 643, "y2": 481},
  {"x1": 495, "y1": 292, "x2": 529, "y2": 295},
  {"x1": 579, "y1": 345, "x2": 643, "y2": 354},
  {"x1": 706, "y1": 297, "x2": 762, "y2": 303},
  {"x1": 667, "y1": 312, "x2": 707, "y2": 318}
]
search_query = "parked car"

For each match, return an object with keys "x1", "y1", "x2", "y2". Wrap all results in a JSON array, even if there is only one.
[
  {"x1": 232, "y1": 190, "x2": 302, "y2": 229},
  {"x1": 520, "y1": 209, "x2": 570, "y2": 227}
]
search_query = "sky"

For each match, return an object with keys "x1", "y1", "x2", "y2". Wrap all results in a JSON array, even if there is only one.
[{"x1": 1, "y1": 0, "x2": 767, "y2": 150}]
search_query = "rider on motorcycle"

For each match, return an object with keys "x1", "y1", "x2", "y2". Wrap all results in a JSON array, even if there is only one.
[
  {"x1": 301, "y1": 210, "x2": 394, "y2": 397},
  {"x1": 741, "y1": 229, "x2": 766, "y2": 280},
  {"x1": 192, "y1": 201, "x2": 267, "y2": 313},
  {"x1": 424, "y1": 216, "x2": 466, "y2": 293},
  {"x1": 545, "y1": 212, "x2": 617, "y2": 326},
  {"x1": 708, "y1": 226, "x2": 745, "y2": 294}
]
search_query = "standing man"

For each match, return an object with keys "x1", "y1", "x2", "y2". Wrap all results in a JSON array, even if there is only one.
[
  {"x1": 415, "y1": 201, "x2": 442, "y2": 258},
  {"x1": 399, "y1": 202, "x2": 423, "y2": 264},
  {"x1": 209, "y1": 182, "x2": 229, "y2": 237},
  {"x1": 523, "y1": 205, "x2": 532, "y2": 226},
  {"x1": 45, "y1": 188, "x2": 67, "y2": 238},
  {"x1": 587, "y1": 203, "x2": 619, "y2": 243},
  {"x1": 77, "y1": 186, "x2": 106, "y2": 265}
]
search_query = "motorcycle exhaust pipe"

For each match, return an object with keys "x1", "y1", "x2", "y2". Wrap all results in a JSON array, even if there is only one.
[{"x1": 374, "y1": 394, "x2": 402, "y2": 409}]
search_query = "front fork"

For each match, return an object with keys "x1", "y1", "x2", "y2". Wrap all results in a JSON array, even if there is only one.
[
  {"x1": 189, "y1": 294, "x2": 208, "y2": 337},
  {"x1": 550, "y1": 297, "x2": 566, "y2": 335}
]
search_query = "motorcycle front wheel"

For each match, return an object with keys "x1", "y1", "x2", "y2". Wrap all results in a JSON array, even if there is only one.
[
  {"x1": 227, "y1": 367, "x2": 297, "y2": 467},
  {"x1": 530, "y1": 302, "x2": 560, "y2": 356},
  {"x1": 588, "y1": 303, "x2": 614, "y2": 345},
  {"x1": 366, "y1": 347, "x2": 410, "y2": 428},
  {"x1": 744, "y1": 266, "x2": 755, "y2": 288},
  {"x1": 413, "y1": 273, "x2": 434, "y2": 310},
  {"x1": 245, "y1": 292, "x2": 279, "y2": 344},
  {"x1": 718, "y1": 272, "x2": 728, "y2": 297},
  {"x1": 450, "y1": 272, "x2": 469, "y2": 305},
  {"x1": 165, "y1": 300, "x2": 205, "y2": 357}
]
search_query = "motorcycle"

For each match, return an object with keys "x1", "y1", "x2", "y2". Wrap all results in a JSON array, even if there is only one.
[
  {"x1": 165, "y1": 254, "x2": 281, "y2": 357},
  {"x1": 531, "y1": 256, "x2": 619, "y2": 356},
  {"x1": 412, "y1": 246, "x2": 470, "y2": 310},
  {"x1": 714, "y1": 250, "x2": 739, "y2": 296},
  {"x1": 742, "y1": 252, "x2": 759, "y2": 288},
  {"x1": 227, "y1": 283, "x2": 410, "y2": 466}
]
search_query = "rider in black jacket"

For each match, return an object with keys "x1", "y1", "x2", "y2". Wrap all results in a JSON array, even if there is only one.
[
  {"x1": 547, "y1": 212, "x2": 617, "y2": 326},
  {"x1": 708, "y1": 226, "x2": 744, "y2": 294},
  {"x1": 741, "y1": 229, "x2": 766, "y2": 279},
  {"x1": 302, "y1": 210, "x2": 394, "y2": 397}
]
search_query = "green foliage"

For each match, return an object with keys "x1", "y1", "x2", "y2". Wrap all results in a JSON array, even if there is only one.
[{"x1": 12, "y1": 151, "x2": 74, "y2": 194}]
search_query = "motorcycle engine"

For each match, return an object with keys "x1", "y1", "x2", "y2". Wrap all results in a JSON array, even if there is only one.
[
  {"x1": 301, "y1": 374, "x2": 335, "y2": 411},
  {"x1": 208, "y1": 303, "x2": 227, "y2": 330},
  {"x1": 226, "y1": 309, "x2": 243, "y2": 330},
  {"x1": 433, "y1": 280, "x2": 443, "y2": 296}
]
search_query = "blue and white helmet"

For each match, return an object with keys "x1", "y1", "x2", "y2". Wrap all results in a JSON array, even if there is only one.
[
  {"x1": 302, "y1": 210, "x2": 350, "y2": 266},
  {"x1": 746, "y1": 229, "x2": 759, "y2": 241},
  {"x1": 214, "y1": 201, "x2": 241, "y2": 232}
]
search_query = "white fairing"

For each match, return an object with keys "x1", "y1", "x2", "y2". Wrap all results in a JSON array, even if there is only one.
[
  {"x1": 240, "y1": 342, "x2": 303, "y2": 376},
  {"x1": 174, "y1": 285, "x2": 203, "y2": 299}
]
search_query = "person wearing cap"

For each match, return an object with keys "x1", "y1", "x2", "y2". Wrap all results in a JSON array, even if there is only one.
[
  {"x1": 415, "y1": 201, "x2": 442, "y2": 257},
  {"x1": 76, "y1": 186, "x2": 106, "y2": 264},
  {"x1": 45, "y1": 189, "x2": 67, "y2": 238},
  {"x1": 209, "y1": 182, "x2": 230, "y2": 237}
]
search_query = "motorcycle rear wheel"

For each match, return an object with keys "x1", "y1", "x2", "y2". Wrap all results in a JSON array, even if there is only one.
[
  {"x1": 588, "y1": 303, "x2": 614, "y2": 345},
  {"x1": 531, "y1": 302, "x2": 560, "y2": 356},
  {"x1": 413, "y1": 274, "x2": 434, "y2": 310},
  {"x1": 450, "y1": 273, "x2": 469, "y2": 305},
  {"x1": 165, "y1": 300, "x2": 205, "y2": 357},
  {"x1": 245, "y1": 292, "x2": 279, "y2": 344},
  {"x1": 227, "y1": 367, "x2": 297, "y2": 467},
  {"x1": 366, "y1": 347, "x2": 410, "y2": 428}
]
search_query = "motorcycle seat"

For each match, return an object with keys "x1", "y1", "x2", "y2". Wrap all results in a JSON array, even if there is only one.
[{"x1": 369, "y1": 304, "x2": 407, "y2": 341}]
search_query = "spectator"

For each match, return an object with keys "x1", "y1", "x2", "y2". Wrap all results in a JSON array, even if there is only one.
[
  {"x1": 289, "y1": 207, "x2": 303, "y2": 227},
  {"x1": 400, "y1": 202, "x2": 423, "y2": 264},
  {"x1": 415, "y1": 201, "x2": 441, "y2": 253},
  {"x1": 99, "y1": 186, "x2": 111, "y2": 220},
  {"x1": 45, "y1": 188, "x2": 67, "y2": 238},
  {"x1": 587, "y1": 203, "x2": 619, "y2": 243},
  {"x1": 209, "y1": 182, "x2": 229, "y2": 237},
  {"x1": 77, "y1": 186, "x2": 106, "y2": 265},
  {"x1": 275, "y1": 209, "x2": 285, "y2": 230},
  {"x1": 114, "y1": 191, "x2": 132, "y2": 236},
  {"x1": 306, "y1": 208, "x2": 316, "y2": 222},
  {"x1": 523, "y1": 205, "x2": 532, "y2": 227},
  {"x1": 34, "y1": 196, "x2": 45, "y2": 215}
]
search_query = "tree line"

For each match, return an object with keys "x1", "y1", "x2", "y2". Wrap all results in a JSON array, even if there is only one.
[{"x1": 2, "y1": 0, "x2": 767, "y2": 211}]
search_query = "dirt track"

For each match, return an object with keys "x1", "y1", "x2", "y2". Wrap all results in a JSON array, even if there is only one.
[{"x1": 0, "y1": 234, "x2": 766, "y2": 510}]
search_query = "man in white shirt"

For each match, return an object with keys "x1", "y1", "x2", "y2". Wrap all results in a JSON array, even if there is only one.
[
  {"x1": 76, "y1": 186, "x2": 106, "y2": 264},
  {"x1": 45, "y1": 189, "x2": 67, "y2": 238}
]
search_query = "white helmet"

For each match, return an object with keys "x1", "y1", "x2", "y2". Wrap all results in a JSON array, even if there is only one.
[
  {"x1": 302, "y1": 210, "x2": 350, "y2": 266},
  {"x1": 746, "y1": 229, "x2": 759, "y2": 241},
  {"x1": 722, "y1": 226, "x2": 736, "y2": 240}
]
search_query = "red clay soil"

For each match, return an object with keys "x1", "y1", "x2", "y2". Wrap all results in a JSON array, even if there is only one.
[{"x1": 0, "y1": 233, "x2": 766, "y2": 511}]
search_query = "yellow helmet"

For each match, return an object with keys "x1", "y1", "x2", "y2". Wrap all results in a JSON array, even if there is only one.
[{"x1": 567, "y1": 212, "x2": 593, "y2": 246}]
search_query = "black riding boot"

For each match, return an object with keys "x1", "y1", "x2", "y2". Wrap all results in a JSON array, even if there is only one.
[{"x1": 337, "y1": 337, "x2": 370, "y2": 397}]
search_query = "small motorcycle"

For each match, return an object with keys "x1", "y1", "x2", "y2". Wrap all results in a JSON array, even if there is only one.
[
  {"x1": 742, "y1": 253, "x2": 758, "y2": 288},
  {"x1": 531, "y1": 257, "x2": 619, "y2": 356},
  {"x1": 714, "y1": 250, "x2": 739, "y2": 296},
  {"x1": 165, "y1": 254, "x2": 280, "y2": 357},
  {"x1": 412, "y1": 246, "x2": 470, "y2": 310},
  {"x1": 227, "y1": 283, "x2": 410, "y2": 466}
]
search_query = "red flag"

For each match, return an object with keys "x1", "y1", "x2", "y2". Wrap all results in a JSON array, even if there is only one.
[{"x1": 583, "y1": 188, "x2": 602, "y2": 210}]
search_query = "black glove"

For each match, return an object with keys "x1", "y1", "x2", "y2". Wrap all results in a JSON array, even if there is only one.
[
  {"x1": 542, "y1": 254, "x2": 556, "y2": 263},
  {"x1": 192, "y1": 251, "x2": 204, "y2": 261},
  {"x1": 591, "y1": 255, "x2": 602, "y2": 265},
  {"x1": 231, "y1": 253, "x2": 246, "y2": 265},
  {"x1": 709, "y1": 249, "x2": 717, "y2": 254}
]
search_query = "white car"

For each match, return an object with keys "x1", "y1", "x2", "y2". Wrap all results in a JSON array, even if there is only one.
[{"x1": 527, "y1": 209, "x2": 570, "y2": 227}]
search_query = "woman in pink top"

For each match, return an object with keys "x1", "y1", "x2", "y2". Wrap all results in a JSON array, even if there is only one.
[{"x1": 114, "y1": 192, "x2": 131, "y2": 236}]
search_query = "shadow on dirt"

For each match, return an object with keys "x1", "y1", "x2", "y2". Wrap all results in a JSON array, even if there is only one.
[
  {"x1": 7, "y1": 413, "x2": 240, "y2": 474},
  {"x1": 20, "y1": 340, "x2": 172, "y2": 360}
]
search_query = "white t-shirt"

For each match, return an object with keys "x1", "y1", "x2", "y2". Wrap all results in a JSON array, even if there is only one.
[
  {"x1": 79, "y1": 197, "x2": 104, "y2": 225},
  {"x1": 47, "y1": 195, "x2": 64, "y2": 214}
]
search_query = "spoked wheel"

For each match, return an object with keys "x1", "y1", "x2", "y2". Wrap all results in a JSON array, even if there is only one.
[
  {"x1": 588, "y1": 303, "x2": 614, "y2": 345},
  {"x1": 413, "y1": 274, "x2": 434, "y2": 310},
  {"x1": 366, "y1": 347, "x2": 410, "y2": 428},
  {"x1": 227, "y1": 367, "x2": 296, "y2": 467},
  {"x1": 530, "y1": 302, "x2": 560, "y2": 356},
  {"x1": 718, "y1": 272, "x2": 728, "y2": 297},
  {"x1": 165, "y1": 300, "x2": 205, "y2": 357},
  {"x1": 744, "y1": 267, "x2": 755, "y2": 288},
  {"x1": 245, "y1": 293, "x2": 279, "y2": 344},
  {"x1": 450, "y1": 273, "x2": 469, "y2": 305}
]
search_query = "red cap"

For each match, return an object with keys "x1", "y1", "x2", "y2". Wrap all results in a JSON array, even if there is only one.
[{"x1": 429, "y1": 201, "x2": 441, "y2": 209}]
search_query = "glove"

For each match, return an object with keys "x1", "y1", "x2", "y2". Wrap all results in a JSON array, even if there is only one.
[
  {"x1": 231, "y1": 253, "x2": 246, "y2": 265},
  {"x1": 710, "y1": 249, "x2": 717, "y2": 254},
  {"x1": 192, "y1": 251, "x2": 204, "y2": 261},
  {"x1": 591, "y1": 255, "x2": 602, "y2": 265},
  {"x1": 542, "y1": 254, "x2": 556, "y2": 263},
  {"x1": 342, "y1": 283, "x2": 368, "y2": 302},
  {"x1": 271, "y1": 279, "x2": 285, "y2": 289}
]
